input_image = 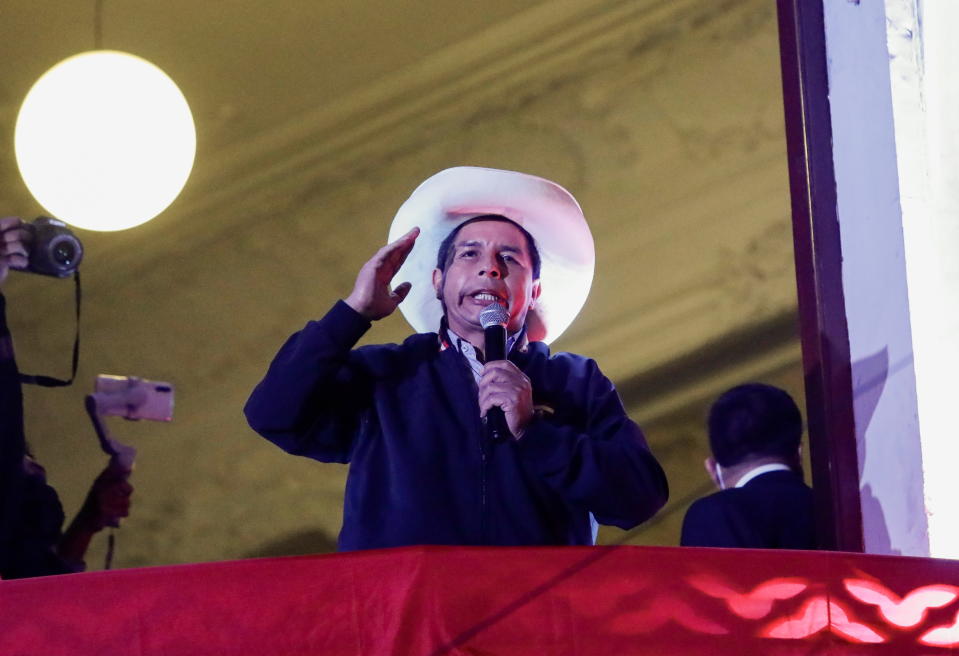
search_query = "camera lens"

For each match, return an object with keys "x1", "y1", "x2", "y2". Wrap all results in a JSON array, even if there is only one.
[
  {"x1": 24, "y1": 217, "x2": 83, "y2": 277},
  {"x1": 51, "y1": 238, "x2": 77, "y2": 266}
]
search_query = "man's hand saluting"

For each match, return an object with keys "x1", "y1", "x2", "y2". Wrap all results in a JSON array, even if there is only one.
[{"x1": 345, "y1": 227, "x2": 419, "y2": 321}]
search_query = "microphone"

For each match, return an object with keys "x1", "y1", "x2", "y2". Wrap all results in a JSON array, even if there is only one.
[{"x1": 480, "y1": 302, "x2": 512, "y2": 441}]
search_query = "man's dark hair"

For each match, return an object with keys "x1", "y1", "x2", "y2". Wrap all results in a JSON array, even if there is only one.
[
  {"x1": 435, "y1": 215, "x2": 541, "y2": 280},
  {"x1": 708, "y1": 383, "x2": 803, "y2": 467}
]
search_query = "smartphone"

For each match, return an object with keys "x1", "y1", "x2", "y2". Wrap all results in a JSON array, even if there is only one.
[{"x1": 93, "y1": 375, "x2": 174, "y2": 421}]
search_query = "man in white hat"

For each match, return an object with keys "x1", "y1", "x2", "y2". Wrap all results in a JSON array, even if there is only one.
[{"x1": 245, "y1": 167, "x2": 667, "y2": 550}]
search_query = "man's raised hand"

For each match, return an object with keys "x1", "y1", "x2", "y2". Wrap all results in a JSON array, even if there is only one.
[{"x1": 345, "y1": 227, "x2": 419, "y2": 321}]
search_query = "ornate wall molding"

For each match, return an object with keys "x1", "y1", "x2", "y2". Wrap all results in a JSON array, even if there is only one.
[{"x1": 91, "y1": 0, "x2": 757, "y2": 268}]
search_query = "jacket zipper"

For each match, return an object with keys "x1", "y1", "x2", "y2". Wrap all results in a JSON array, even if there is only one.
[
  {"x1": 445, "y1": 337, "x2": 493, "y2": 545},
  {"x1": 479, "y1": 419, "x2": 490, "y2": 544},
  {"x1": 472, "y1": 365, "x2": 492, "y2": 545}
]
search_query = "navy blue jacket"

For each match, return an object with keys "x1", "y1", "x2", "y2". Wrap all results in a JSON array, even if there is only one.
[
  {"x1": 245, "y1": 301, "x2": 668, "y2": 551},
  {"x1": 680, "y1": 470, "x2": 815, "y2": 550}
]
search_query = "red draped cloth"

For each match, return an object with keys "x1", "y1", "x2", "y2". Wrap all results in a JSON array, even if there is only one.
[{"x1": 4, "y1": 545, "x2": 959, "y2": 655}]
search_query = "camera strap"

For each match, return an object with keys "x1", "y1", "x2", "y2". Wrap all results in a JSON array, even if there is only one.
[{"x1": 19, "y1": 271, "x2": 81, "y2": 387}]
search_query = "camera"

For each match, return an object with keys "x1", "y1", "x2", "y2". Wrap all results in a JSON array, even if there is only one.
[{"x1": 25, "y1": 216, "x2": 84, "y2": 277}]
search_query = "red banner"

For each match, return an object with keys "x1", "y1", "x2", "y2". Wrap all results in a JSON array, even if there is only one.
[{"x1": 4, "y1": 545, "x2": 959, "y2": 655}]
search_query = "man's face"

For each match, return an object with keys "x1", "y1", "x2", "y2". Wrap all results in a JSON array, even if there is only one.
[{"x1": 432, "y1": 220, "x2": 541, "y2": 342}]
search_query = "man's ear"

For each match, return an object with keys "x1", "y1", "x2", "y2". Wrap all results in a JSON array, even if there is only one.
[
  {"x1": 790, "y1": 446, "x2": 805, "y2": 479},
  {"x1": 432, "y1": 268, "x2": 443, "y2": 299},
  {"x1": 704, "y1": 457, "x2": 722, "y2": 489},
  {"x1": 530, "y1": 280, "x2": 542, "y2": 307}
]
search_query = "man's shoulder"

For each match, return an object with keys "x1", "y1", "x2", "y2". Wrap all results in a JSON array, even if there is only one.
[
  {"x1": 687, "y1": 488, "x2": 738, "y2": 514},
  {"x1": 524, "y1": 342, "x2": 599, "y2": 371},
  {"x1": 745, "y1": 471, "x2": 814, "y2": 506},
  {"x1": 695, "y1": 474, "x2": 811, "y2": 514},
  {"x1": 519, "y1": 344, "x2": 618, "y2": 405},
  {"x1": 351, "y1": 332, "x2": 438, "y2": 369},
  {"x1": 680, "y1": 489, "x2": 747, "y2": 547},
  {"x1": 353, "y1": 330, "x2": 434, "y2": 346}
]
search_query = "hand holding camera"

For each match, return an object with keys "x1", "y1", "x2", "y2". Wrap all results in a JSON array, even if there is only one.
[
  {"x1": 0, "y1": 215, "x2": 84, "y2": 285},
  {"x1": 0, "y1": 216, "x2": 31, "y2": 285}
]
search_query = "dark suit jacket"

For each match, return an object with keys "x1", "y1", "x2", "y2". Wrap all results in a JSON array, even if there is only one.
[
  {"x1": 246, "y1": 301, "x2": 668, "y2": 550},
  {"x1": 680, "y1": 470, "x2": 815, "y2": 549}
]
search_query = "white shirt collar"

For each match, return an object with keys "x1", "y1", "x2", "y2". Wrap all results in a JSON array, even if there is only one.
[
  {"x1": 446, "y1": 327, "x2": 521, "y2": 384},
  {"x1": 735, "y1": 463, "x2": 792, "y2": 488}
]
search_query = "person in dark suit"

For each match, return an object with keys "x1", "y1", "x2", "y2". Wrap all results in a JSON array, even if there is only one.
[{"x1": 680, "y1": 383, "x2": 815, "y2": 549}]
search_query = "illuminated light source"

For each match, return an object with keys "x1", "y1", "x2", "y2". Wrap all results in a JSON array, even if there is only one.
[{"x1": 15, "y1": 50, "x2": 195, "y2": 232}]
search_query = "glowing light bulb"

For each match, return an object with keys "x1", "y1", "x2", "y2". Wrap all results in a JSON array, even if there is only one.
[{"x1": 15, "y1": 50, "x2": 196, "y2": 232}]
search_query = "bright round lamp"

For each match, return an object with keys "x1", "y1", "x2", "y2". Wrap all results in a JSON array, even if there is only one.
[{"x1": 15, "y1": 50, "x2": 196, "y2": 232}]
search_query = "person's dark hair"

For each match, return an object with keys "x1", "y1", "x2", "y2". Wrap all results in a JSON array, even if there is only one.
[
  {"x1": 708, "y1": 383, "x2": 803, "y2": 467},
  {"x1": 435, "y1": 215, "x2": 541, "y2": 280}
]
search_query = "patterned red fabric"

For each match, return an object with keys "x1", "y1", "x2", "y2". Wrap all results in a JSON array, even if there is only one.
[{"x1": 4, "y1": 545, "x2": 959, "y2": 655}]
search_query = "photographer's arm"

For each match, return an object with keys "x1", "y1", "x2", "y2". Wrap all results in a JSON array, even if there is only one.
[
  {"x1": 0, "y1": 215, "x2": 28, "y2": 416},
  {"x1": 0, "y1": 218, "x2": 29, "y2": 578}
]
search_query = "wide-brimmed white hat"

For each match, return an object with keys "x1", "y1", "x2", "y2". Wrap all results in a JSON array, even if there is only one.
[{"x1": 388, "y1": 166, "x2": 594, "y2": 344}]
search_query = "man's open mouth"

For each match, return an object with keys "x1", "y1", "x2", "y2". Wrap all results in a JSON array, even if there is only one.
[
  {"x1": 463, "y1": 290, "x2": 509, "y2": 308},
  {"x1": 472, "y1": 292, "x2": 503, "y2": 303}
]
